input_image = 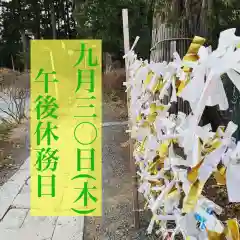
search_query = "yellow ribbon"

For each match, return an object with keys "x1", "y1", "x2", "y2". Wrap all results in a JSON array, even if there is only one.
[
  {"x1": 177, "y1": 74, "x2": 190, "y2": 96},
  {"x1": 207, "y1": 230, "x2": 225, "y2": 240},
  {"x1": 177, "y1": 36, "x2": 206, "y2": 95},
  {"x1": 202, "y1": 137, "x2": 222, "y2": 156},
  {"x1": 187, "y1": 158, "x2": 204, "y2": 183},
  {"x1": 136, "y1": 113, "x2": 142, "y2": 122},
  {"x1": 158, "y1": 140, "x2": 170, "y2": 157},
  {"x1": 183, "y1": 179, "x2": 204, "y2": 213},
  {"x1": 148, "y1": 156, "x2": 164, "y2": 174},
  {"x1": 182, "y1": 36, "x2": 206, "y2": 72},
  {"x1": 143, "y1": 69, "x2": 161, "y2": 94},
  {"x1": 150, "y1": 103, "x2": 156, "y2": 114},
  {"x1": 155, "y1": 77, "x2": 164, "y2": 92},
  {"x1": 207, "y1": 218, "x2": 240, "y2": 240},
  {"x1": 144, "y1": 71, "x2": 154, "y2": 88},
  {"x1": 225, "y1": 219, "x2": 240, "y2": 240},
  {"x1": 146, "y1": 112, "x2": 157, "y2": 123},
  {"x1": 151, "y1": 77, "x2": 163, "y2": 93},
  {"x1": 140, "y1": 136, "x2": 147, "y2": 152},
  {"x1": 213, "y1": 165, "x2": 226, "y2": 185}
]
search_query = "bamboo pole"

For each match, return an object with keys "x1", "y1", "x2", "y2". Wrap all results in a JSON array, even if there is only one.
[{"x1": 122, "y1": 8, "x2": 140, "y2": 229}]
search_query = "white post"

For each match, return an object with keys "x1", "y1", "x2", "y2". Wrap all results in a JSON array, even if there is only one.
[
  {"x1": 122, "y1": 8, "x2": 140, "y2": 229},
  {"x1": 122, "y1": 9, "x2": 130, "y2": 72}
]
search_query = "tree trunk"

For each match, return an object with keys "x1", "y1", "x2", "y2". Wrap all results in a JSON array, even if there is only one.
[
  {"x1": 50, "y1": 2, "x2": 57, "y2": 39},
  {"x1": 66, "y1": 0, "x2": 71, "y2": 38},
  {"x1": 185, "y1": 0, "x2": 192, "y2": 35},
  {"x1": 199, "y1": 0, "x2": 208, "y2": 37},
  {"x1": 60, "y1": 0, "x2": 67, "y2": 38},
  {"x1": 172, "y1": 0, "x2": 181, "y2": 18},
  {"x1": 16, "y1": 0, "x2": 28, "y2": 70},
  {"x1": 31, "y1": 1, "x2": 41, "y2": 39},
  {"x1": 208, "y1": 0, "x2": 213, "y2": 12},
  {"x1": 207, "y1": 0, "x2": 213, "y2": 42},
  {"x1": 147, "y1": 0, "x2": 155, "y2": 60},
  {"x1": 36, "y1": 5, "x2": 41, "y2": 39},
  {"x1": 56, "y1": 3, "x2": 61, "y2": 36},
  {"x1": 20, "y1": 30, "x2": 28, "y2": 70}
]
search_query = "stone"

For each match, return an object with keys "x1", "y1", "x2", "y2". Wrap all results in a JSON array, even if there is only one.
[
  {"x1": 52, "y1": 216, "x2": 84, "y2": 240},
  {"x1": 0, "y1": 208, "x2": 28, "y2": 229}
]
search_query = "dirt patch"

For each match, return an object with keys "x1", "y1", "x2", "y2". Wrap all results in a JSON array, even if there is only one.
[
  {"x1": 0, "y1": 120, "x2": 29, "y2": 185},
  {"x1": 103, "y1": 68, "x2": 126, "y2": 99},
  {"x1": 102, "y1": 68, "x2": 128, "y2": 122},
  {"x1": 103, "y1": 92, "x2": 127, "y2": 122},
  {"x1": 203, "y1": 177, "x2": 240, "y2": 221}
]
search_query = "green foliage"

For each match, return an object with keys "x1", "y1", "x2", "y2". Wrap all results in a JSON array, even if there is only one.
[
  {"x1": 0, "y1": 0, "x2": 76, "y2": 70},
  {"x1": 1, "y1": 0, "x2": 240, "y2": 70},
  {"x1": 73, "y1": 0, "x2": 155, "y2": 60},
  {"x1": 208, "y1": 0, "x2": 240, "y2": 48}
]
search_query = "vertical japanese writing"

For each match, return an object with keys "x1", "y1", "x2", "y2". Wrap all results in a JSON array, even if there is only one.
[
  {"x1": 31, "y1": 40, "x2": 102, "y2": 216},
  {"x1": 34, "y1": 70, "x2": 59, "y2": 198},
  {"x1": 71, "y1": 42, "x2": 100, "y2": 215}
]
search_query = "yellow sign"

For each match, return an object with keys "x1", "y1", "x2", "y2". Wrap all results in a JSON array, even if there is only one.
[{"x1": 30, "y1": 40, "x2": 102, "y2": 216}]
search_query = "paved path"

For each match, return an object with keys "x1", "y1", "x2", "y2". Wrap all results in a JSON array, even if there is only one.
[
  {"x1": 0, "y1": 119, "x2": 128, "y2": 240},
  {"x1": 0, "y1": 157, "x2": 84, "y2": 240}
]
